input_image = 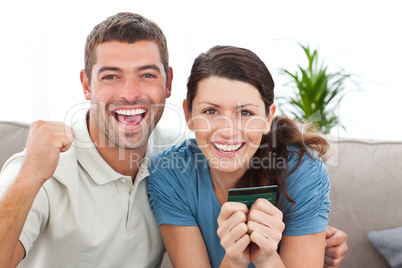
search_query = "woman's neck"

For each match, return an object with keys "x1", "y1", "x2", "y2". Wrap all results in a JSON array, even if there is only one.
[{"x1": 209, "y1": 168, "x2": 245, "y2": 206}]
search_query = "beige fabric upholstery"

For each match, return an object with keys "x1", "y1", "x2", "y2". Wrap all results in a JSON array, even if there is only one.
[
  {"x1": 326, "y1": 137, "x2": 402, "y2": 268},
  {"x1": 0, "y1": 121, "x2": 30, "y2": 168},
  {"x1": 161, "y1": 253, "x2": 173, "y2": 268}
]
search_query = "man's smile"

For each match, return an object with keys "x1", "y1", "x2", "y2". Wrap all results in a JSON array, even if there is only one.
[{"x1": 111, "y1": 108, "x2": 147, "y2": 128}]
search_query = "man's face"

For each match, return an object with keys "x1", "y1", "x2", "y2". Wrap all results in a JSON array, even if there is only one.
[{"x1": 83, "y1": 40, "x2": 172, "y2": 150}]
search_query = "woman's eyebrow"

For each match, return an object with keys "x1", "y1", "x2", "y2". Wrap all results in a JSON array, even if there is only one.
[
  {"x1": 237, "y1": 103, "x2": 259, "y2": 108},
  {"x1": 196, "y1": 102, "x2": 260, "y2": 109},
  {"x1": 197, "y1": 101, "x2": 221, "y2": 108}
]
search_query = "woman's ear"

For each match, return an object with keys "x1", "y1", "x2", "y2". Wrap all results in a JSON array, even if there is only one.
[
  {"x1": 263, "y1": 103, "x2": 276, "y2": 134},
  {"x1": 183, "y1": 99, "x2": 194, "y2": 131},
  {"x1": 80, "y1": 69, "x2": 91, "y2": 101}
]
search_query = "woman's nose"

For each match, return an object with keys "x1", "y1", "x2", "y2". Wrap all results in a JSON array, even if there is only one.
[{"x1": 213, "y1": 115, "x2": 239, "y2": 139}]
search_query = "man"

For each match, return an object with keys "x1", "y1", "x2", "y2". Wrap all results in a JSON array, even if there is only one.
[{"x1": 0, "y1": 12, "x2": 347, "y2": 267}]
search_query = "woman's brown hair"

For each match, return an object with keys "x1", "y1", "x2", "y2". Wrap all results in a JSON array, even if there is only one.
[{"x1": 186, "y1": 45, "x2": 329, "y2": 206}]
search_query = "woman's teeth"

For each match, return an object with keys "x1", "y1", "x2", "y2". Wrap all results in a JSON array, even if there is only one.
[{"x1": 213, "y1": 143, "x2": 242, "y2": 154}]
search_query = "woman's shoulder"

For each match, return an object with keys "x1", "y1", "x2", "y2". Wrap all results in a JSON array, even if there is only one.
[
  {"x1": 286, "y1": 144, "x2": 327, "y2": 183},
  {"x1": 148, "y1": 138, "x2": 203, "y2": 180},
  {"x1": 287, "y1": 144, "x2": 323, "y2": 166},
  {"x1": 146, "y1": 139, "x2": 206, "y2": 207}
]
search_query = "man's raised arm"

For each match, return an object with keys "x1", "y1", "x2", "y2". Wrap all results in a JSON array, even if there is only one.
[{"x1": 0, "y1": 121, "x2": 74, "y2": 267}]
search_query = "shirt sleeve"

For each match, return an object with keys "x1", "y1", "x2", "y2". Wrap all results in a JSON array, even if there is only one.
[
  {"x1": 147, "y1": 148, "x2": 198, "y2": 227},
  {"x1": 280, "y1": 151, "x2": 331, "y2": 236},
  {"x1": 0, "y1": 154, "x2": 50, "y2": 255}
]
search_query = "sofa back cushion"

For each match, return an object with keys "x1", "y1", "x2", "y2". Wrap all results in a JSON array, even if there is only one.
[
  {"x1": 0, "y1": 121, "x2": 30, "y2": 169},
  {"x1": 326, "y1": 138, "x2": 402, "y2": 268}
]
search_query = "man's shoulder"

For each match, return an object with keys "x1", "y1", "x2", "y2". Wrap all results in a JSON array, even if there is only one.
[
  {"x1": 0, "y1": 151, "x2": 26, "y2": 196},
  {"x1": 147, "y1": 126, "x2": 187, "y2": 155}
]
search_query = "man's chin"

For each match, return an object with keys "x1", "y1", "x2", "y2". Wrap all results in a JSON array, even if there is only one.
[
  {"x1": 112, "y1": 131, "x2": 150, "y2": 150},
  {"x1": 115, "y1": 140, "x2": 147, "y2": 150}
]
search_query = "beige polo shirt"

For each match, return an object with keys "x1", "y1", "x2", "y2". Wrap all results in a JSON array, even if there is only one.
[{"x1": 0, "y1": 111, "x2": 183, "y2": 267}]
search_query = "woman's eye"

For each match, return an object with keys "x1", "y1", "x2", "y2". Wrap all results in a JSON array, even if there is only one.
[
  {"x1": 204, "y1": 109, "x2": 217, "y2": 115},
  {"x1": 239, "y1": 110, "x2": 252, "y2": 116}
]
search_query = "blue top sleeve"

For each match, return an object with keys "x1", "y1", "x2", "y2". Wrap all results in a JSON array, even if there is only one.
[{"x1": 279, "y1": 148, "x2": 331, "y2": 236}]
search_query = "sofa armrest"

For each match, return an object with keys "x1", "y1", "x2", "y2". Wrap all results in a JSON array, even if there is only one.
[{"x1": 0, "y1": 121, "x2": 30, "y2": 169}]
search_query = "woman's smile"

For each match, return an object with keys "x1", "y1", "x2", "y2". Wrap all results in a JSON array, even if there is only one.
[{"x1": 211, "y1": 141, "x2": 245, "y2": 157}]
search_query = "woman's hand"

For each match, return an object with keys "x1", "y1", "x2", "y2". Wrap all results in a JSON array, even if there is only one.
[
  {"x1": 217, "y1": 202, "x2": 251, "y2": 267},
  {"x1": 247, "y1": 198, "x2": 285, "y2": 266}
]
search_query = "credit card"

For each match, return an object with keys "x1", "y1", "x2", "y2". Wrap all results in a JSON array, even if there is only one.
[{"x1": 227, "y1": 185, "x2": 278, "y2": 208}]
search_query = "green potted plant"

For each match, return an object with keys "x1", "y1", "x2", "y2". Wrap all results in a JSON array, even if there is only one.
[{"x1": 277, "y1": 43, "x2": 357, "y2": 134}]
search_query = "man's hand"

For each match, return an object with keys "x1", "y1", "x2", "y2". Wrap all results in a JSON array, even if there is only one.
[
  {"x1": 324, "y1": 226, "x2": 348, "y2": 268},
  {"x1": 20, "y1": 121, "x2": 74, "y2": 185}
]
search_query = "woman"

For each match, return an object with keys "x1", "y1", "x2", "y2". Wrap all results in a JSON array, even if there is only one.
[{"x1": 147, "y1": 45, "x2": 331, "y2": 267}]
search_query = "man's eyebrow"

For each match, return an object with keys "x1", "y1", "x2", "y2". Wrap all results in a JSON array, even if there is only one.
[
  {"x1": 137, "y1": 64, "x2": 162, "y2": 73},
  {"x1": 96, "y1": 65, "x2": 162, "y2": 76},
  {"x1": 97, "y1": 66, "x2": 121, "y2": 75}
]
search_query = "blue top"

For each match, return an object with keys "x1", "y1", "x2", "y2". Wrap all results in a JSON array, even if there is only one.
[{"x1": 147, "y1": 139, "x2": 331, "y2": 268}]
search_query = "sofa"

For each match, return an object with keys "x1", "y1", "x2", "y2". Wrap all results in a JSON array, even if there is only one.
[{"x1": 1, "y1": 120, "x2": 401, "y2": 268}]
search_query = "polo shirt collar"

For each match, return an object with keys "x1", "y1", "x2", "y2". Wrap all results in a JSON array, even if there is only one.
[{"x1": 73, "y1": 112, "x2": 125, "y2": 185}]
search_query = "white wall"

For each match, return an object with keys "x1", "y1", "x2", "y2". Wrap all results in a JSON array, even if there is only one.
[{"x1": 1, "y1": 0, "x2": 401, "y2": 140}]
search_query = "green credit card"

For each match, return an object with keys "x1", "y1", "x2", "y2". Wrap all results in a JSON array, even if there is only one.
[{"x1": 227, "y1": 185, "x2": 278, "y2": 208}]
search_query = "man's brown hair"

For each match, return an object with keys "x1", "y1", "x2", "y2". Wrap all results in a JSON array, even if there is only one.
[{"x1": 84, "y1": 12, "x2": 169, "y2": 84}]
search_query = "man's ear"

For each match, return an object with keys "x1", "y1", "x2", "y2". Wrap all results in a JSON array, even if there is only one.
[
  {"x1": 263, "y1": 103, "x2": 276, "y2": 135},
  {"x1": 80, "y1": 69, "x2": 91, "y2": 101},
  {"x1": 183, "y1": 99, "x2": 194, "y2": 131},
  {"x1": 165, "y1": 67, "x2": 173, "y2": 98}
]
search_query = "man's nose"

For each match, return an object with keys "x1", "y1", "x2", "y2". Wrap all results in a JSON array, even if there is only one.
[{"x1": 119, "y1": 78, "x2": 143, "y2": 102}]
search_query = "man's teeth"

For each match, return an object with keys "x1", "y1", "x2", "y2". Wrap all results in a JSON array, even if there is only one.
[
  {"x1": 115, "y1": 109, "x2": 146, "y2": 116},
  {"x1": 214, "y1": 143, "x2": 242, "y2": 153}
]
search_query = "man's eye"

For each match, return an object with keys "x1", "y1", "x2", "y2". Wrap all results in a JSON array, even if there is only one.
[
  {"x1": 143, "y1": 73, "x2": 157, "y2": 78},
  {"x1": 204, "y1": 109, "x2": 217, "y2": 115},
  {"x1": 103, "y1": 75, "x2": 117, "y2": 80}
]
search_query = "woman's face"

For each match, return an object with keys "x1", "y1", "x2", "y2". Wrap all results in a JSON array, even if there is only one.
[{"x1": 184, "y1": 76, "x2": 275, "y2": 177}]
